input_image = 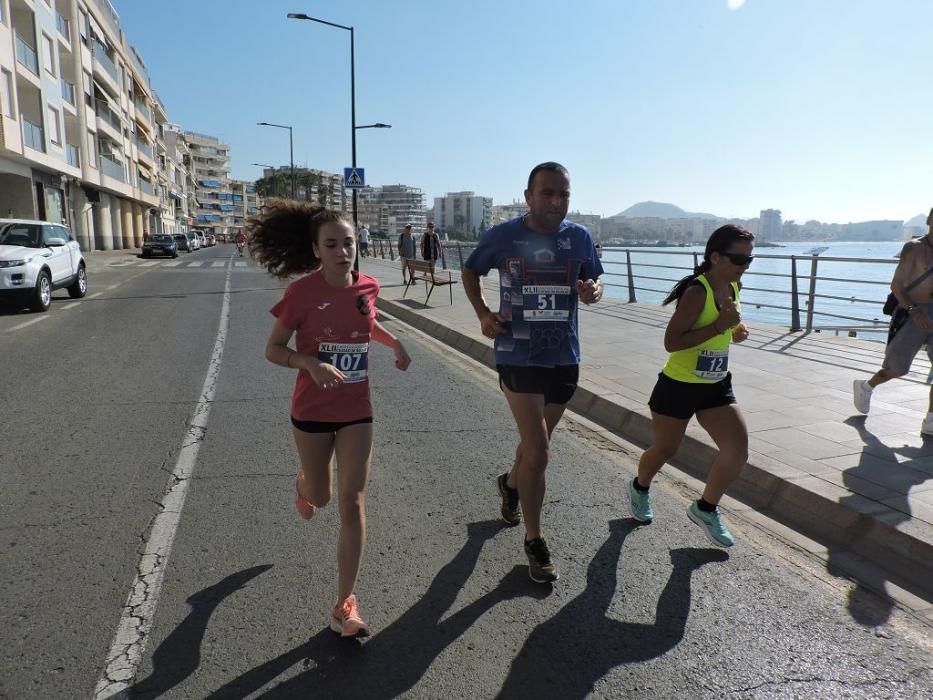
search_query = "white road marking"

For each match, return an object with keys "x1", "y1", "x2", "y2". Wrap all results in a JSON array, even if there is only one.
[
  {"x1": 234, "y1": 261, "x2": 247, "y2": 267},
  {"x1": 8, "y1": 316, "x2": 49, "y2": 331},
  {"x1": 60, "y1": 302, "x2": 81, "y2": 310},
  {"x1": 139, "y1": 261, "x2": 159, "y2": 267},
  {"x1": 88, "y1": 292, "x2": 103, "y2": 299},
  {"x1": 93, "y1": 266, "x2": 233, "y2": 699},
  {"x1": 163, "y1": 261, "x2": 182, "y2": 267},
  {"x1": 186, "y1": 262, "x2": 203, "y2": 267},
  {"x1": 211, "y1": 261, "x2": 226, "y2": 268}
]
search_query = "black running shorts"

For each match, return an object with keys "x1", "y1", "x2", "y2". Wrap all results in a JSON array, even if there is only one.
[
  {"x1": 497, "y1": 364, "x2": 579, "y2": 405},
  {"x1": 291, "y1": 415, "x2": 373, "y2": 434},
  {"x1": 648, "y1": 372, "x2": 736, "y2": 420}
]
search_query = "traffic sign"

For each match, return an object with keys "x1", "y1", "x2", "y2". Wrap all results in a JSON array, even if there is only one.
[{"x1": 344, "y1": 168, "x2": 365, "y2": 188}]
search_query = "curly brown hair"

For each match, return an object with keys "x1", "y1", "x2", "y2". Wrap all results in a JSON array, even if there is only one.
[{"x1": 246, "y1": 198, "x2": 352, "y2": 278}]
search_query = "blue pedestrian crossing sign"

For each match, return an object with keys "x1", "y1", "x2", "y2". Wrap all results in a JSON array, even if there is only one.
[{"x1": 344, "y1": 168, "x2": 365, "y2": 188}]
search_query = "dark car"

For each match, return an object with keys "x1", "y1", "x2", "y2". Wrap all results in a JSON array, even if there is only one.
[
  {"x1": 142, "y1": 234, "x2": 178, "y2": 258},
  {"x1": 172, "y1": 233, "x2": 192, "y2": 252}
]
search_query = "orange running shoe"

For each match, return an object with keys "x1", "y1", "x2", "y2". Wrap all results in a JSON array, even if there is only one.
[
  {"x1": 330, "y1": 594, "x2": 370, "y2": 638},
  {"x1": 294, "y1": 471, "x2": 317, "y2": 520}
]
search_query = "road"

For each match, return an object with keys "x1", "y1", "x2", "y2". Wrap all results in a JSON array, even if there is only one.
[{"x1": 1, "y1": 244, "x2": 931, "y2": 699}]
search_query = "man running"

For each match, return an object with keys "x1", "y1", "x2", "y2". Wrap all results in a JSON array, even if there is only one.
[{"x1": 462, "y1": 162, "x2": 603, "y2": 583}]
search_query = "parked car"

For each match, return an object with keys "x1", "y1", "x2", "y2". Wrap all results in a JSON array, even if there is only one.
[
  {"x1": 173, "y1": 233, "x2": 192, "y2": 252},
  {"x1": 0, "y1": 219, "x2": 88, "y2": 312},
  {"x1": 204, "y1": 233, "x2": 216, "y2": 247},
  {"x1": 195, "y1": 231, "x2": 206, "y2": 248},
  {"x1": 187, "y1": 232, "x2": 200, "y2": 251},
  {"x1": 141, "y1": 234, "x2": 178, "y2": 258}
]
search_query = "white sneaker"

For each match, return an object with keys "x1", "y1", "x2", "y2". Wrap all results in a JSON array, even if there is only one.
[
  {"x1": 852, "y1": 379, "x2": 873, "y2": 414},
  {"x1": 921, "y1": 414, "x2": 933, "y2": 436}
]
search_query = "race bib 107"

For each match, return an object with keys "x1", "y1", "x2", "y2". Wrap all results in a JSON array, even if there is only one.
[{"x1": 319, "y1": 342, "x2": 369, "y2": 383}]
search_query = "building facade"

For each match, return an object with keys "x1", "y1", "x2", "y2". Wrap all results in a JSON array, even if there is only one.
[
  {"x1": 433, "y1": 190, "x2": 492, "y2": 239},
  {"x1": 185, "y1": 130, "x2": 231, "y2": 240},
  {"x1": 229, "y1": 178, "x2": 259, "y2": 236},
  {"x1": 0, "y1": 0, "x2": 166, "y2": 248},
  {"x1": 759, "y1": 209, "x2": 783, "y2": 242}
]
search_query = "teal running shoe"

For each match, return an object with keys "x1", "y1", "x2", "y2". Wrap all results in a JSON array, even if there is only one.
[
  {"x1": 628, "y1": 477, "x2": 654, "y2": 523},
  {"x1": 687, "y1": 501, "x2": 735, "y2": 547}
]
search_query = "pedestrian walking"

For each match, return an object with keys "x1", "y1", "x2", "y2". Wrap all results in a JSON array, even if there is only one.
[
  {"x1": 398, "y1": 224, "x2": 416, "y2": 284},
  {"x1": 853, "y1": 208, "x2": 933, "y2": 434},
  {"x1": 358, "y1": 223, "x2": 370, "y2": 257},
  {"x1": 421, "y1": 222, "x2": 441, "y2": 264},
  {"x1": 462, "y1": 161, "x2": 604, "y2": 583},
  {"x1": 628, "y1": 224, "x2": 754, "y2": 547},
  {"x1": 250, "y1": 200, "x2": 412, "y2": 637}
]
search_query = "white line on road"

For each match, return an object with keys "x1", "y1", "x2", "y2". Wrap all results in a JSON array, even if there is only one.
[
  {"x1": 163, "y1": 261, "x2": 182, "y2": 267},
  {"x1": 234, "y1": 261, "x2": 247, "y2": 267},
  {"x1": 93, "y1": 266, "x2": 232, "y2": 699},
  {"x1": 211, "y1": 261, "x2": 226, "y2": 268},
  {"x1": 186, "y1": 262, "x2": 203, "y2": 267},
  {"x1": 60, "y1": 302, "x2": 81, "y2": 310},
  {"x1": 138, "y1": 261, "x2": 159, "y2": 267},
  {"x1": 7, "y1": 316, "x2": 49, "y2": 331},
  {"x1": 87, "y1": 292, "x2": 103, "y2": 298}
]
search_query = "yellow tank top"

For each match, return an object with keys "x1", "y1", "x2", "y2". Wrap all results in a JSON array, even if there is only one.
[{"x1": 661, "y1": 275, "x2": 739, "y2": 384}]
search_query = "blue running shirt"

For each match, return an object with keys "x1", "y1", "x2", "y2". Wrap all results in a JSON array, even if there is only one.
[{"x1": 465, "y1": 217, "x2": 603, "y2": 367}]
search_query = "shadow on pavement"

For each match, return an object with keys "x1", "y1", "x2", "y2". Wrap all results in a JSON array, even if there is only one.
[
  {"x1": 128, "y1": 564, "x2": 273, "y2": 699},
  {"x1": 830, "y1": 418, "x2": 933, "y2": 626},
  {"x1": 205, "y1": 520, "x2": 548, "y2": 700},
  {"x1": 496, "y1": 519, "x2": 728, "y2": 699}
]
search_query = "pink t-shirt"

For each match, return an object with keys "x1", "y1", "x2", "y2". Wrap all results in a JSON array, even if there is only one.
[{"x1": 270, "y1": 271, "x2": 380, "y2": 422}]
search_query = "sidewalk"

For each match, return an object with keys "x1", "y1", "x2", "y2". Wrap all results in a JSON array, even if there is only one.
[{"x1": 362, "y1": 254, "x2": 933, "y2": 619}]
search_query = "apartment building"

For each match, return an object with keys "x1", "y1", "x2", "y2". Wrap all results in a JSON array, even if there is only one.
[
  {"x1": 0, "y1": 0, "x2": 166, "y2": 249},
  {"x1": 229, "y1": 178, "x2": 259, "y2": 237},
  {"x1": 490, "y1": 200, "x2": 529, "y2": 226},
  {"x1": 758, "y1": 209, "x2": 782, "y2": 242},
  {"x1": 157, "y1": 121, "x2": 190, "y2": 235},
  {"x1": 433, "y1": 191, "x2": 492, "y2": 239},
  {"x1": 185, "y1": 130, "x2": 231, "y2": 241}
]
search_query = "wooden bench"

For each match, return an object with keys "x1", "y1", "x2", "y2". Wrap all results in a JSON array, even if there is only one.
[{"x1": 403, "y1": 259, "x2": 458, "y2": 305}]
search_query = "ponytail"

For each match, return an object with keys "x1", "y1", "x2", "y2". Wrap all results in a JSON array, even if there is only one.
[
  {"x1": 663, "y1": 261, "x2": 711, "y2": 305},
  {"x1": 247, "y1": 198, "x2": 350, "y2": 278}
]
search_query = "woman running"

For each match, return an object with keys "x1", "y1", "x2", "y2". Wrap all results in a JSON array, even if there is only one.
[
  {"x1": 251, "y1": 200, "x2": 411, "y2": 636},
  {"x1": 628, "y1": 224, "x2": 754, "y2": 547}
]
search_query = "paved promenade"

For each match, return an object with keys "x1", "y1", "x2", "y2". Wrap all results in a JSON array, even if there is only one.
[{"x1": 357, "y1": 252, "x2": 933, "y2": 620}]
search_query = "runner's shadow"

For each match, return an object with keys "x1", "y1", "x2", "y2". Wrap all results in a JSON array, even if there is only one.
[
  {"x1": 207, "y1": 520, "x2": 546, "y2": 700},
  {"x1": 127, "y1": 564, "x2": 273, "y2": 699},
  {"x1": 497, "y1": 519, "x2": 728, "y2": 699},
  {"x1": 830, "y1": 418, "x2": 932, "y2": 625}
]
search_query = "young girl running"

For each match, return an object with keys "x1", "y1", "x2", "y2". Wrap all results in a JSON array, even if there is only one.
[
  {"x1": 628, "y1": 224, "x2": 754, "y2": 547},
  {"x1": 251, "y1": 200, "x2": 411, "y2": 637}
]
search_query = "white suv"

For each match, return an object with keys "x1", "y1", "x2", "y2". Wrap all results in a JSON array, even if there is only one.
[{"x1": 0, "y1": 219, "x2": 88, "y2": 312}]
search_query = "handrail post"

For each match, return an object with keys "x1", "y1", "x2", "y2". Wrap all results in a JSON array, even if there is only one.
[
  {"x1": 626, "y1": 250, "x2": 637, "y2": 303},
  {"x1": 790, "y1": 256, "x2": 801, "y2": 331},
  {"x1": 456, "y1": 241, "x2": 464, "y2": 268},
  {"x1": 805, "y1": 256, "x2": 819, "y2": 332}
]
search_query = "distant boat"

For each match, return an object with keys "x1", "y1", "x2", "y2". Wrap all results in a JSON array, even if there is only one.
[{"x1": 804, "y1": 246, "x2": 829, "y2": 256}]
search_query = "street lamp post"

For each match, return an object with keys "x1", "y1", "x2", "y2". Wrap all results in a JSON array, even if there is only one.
[
  {"x1": 287, "y1": 12, "x2": 391, "y2": 270},
  {"x1": 256, "y1": 122, "x2": 295, "y2": 199},
  {"x1": 251, "y1": 163, "x2": 278, "y2": 198}
]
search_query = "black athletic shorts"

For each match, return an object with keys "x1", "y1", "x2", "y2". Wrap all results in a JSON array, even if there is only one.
[
  {"x1": 648, "y1": 372, "x2": 736, "y2": 420},
  {"x1": 291, "y1": 415, "x2": 373, "y2": 434},
  {"x1": 497, "y1": 364, "x2": 579, "y2": 405}
]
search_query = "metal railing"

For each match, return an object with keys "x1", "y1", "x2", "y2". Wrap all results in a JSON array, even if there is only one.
[
  {"x1": 362, "y1": 241, "x2": 898, "y2": 337},
  {"x1": 92, "y1": 41, "x2": 119, "y2": 82},
  {"x1": 15, "y1": 35, "x2": 38, "y2": 75},
  {"x1": 21, "y1": 119, "x2": 45, "y2": 152},
  {"x1": 133, "y1": 96, "x2": 151, "y2": 123},
  {"x1": 66, "y1": 144, "x2": 80, "y2": 167},
  {"x1": 134, "y1": 136, "x2": 154, "y2": 160},
  {"x1": 138, "y1": 178, "x2": 155, "y2": 195},
  {"x1": 95, "y1": 101, "x2": 121, "y2": 131}
]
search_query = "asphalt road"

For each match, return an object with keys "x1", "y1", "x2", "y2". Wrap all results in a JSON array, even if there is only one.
[{"x1": 1, "y1": 245, "x2": 931, "y2": 699}]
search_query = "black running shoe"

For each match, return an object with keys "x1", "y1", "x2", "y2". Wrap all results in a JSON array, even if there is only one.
[
  {"x1": 524, "y1": 537, "x2": 559, "y2": 583},
  {"x1": 496, "y1": 473, "x2": 521, "y2": 526}
]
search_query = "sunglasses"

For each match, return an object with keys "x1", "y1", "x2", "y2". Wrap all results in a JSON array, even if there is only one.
[{"x1": 720, "y1": 252, "x2": 754, "y2": 266}]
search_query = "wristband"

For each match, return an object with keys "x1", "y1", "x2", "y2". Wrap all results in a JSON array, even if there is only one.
[
  {"x1": 286, "y1": 350, "x2": 294, "y2": 368},
  {"x1": 907, "y1": 305, "x2": 918, "y2": 314}
]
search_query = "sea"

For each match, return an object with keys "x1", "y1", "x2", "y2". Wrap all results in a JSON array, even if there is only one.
[{"x1": 599, "y1": 241, "x2": 908, "y2": 341}]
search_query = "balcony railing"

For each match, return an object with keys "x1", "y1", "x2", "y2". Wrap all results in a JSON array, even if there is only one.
[
  {"x1": 133, "y1": 97, "x2": 151, "y2": 123},
  {"x1": 66, "y1": 144, "x2": 80, "y2": 167},
  {"x1": 56, "y1": 13, "x2": 71, "y2": 42},
  {"x1": 92, "y1": 41, "x2": 119, "y2": 83},
  {"x1": 95, "y1": 102, "x2": 121, "y2": 132},
  {"x1": 139, "y1": 178, "x2": 155, "y2": 195},
  {"x1": 100, "y1": 153, "x2": 125, "y2": 182},
  {"x1": 15, "y1": 35, "x2": 38, "y2": 75},
  {"x1": 134, "y1": 136, "x2": 154, "y2": 160},
  {"x1": 22, "y1": 119, "x2": 45, "y2": 152},
  {"x1": 61, "y1": 79, "x2": 76, "y2": 106}
]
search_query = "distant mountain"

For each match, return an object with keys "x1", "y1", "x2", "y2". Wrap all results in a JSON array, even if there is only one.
[
  {"x1": 613, "y1": 201, "x2": 719, "y2": 220},
  {"x1": 904, "y1": 213, "x2": 928, "y2": 227}
]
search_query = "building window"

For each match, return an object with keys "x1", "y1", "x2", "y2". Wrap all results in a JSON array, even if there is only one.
[
  {"x1": 83, "y1": 70, "x2": 92, "y2": 106},
  {"x1": 42, "y1": 34, "x2": 56, "y2": 77},
  {"x1": 0, "y1": 0, "x2": 5, "y2": 25},
  {"x1": 48, "y1": 106, "x2": 61, "y2": 145},
  {"x1": 79, "y1": 11, "x2": 89, "y2": 44},
  {"x1": 0, "y1": 70, "x2": 12, "y2": 118},
  {"x1": 87, "y1": 130, "x2": 97, "y2": 168}
]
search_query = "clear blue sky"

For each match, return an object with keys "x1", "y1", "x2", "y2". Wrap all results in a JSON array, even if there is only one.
[{"x1": 115, "y1": 0, "x2": 932, "y2": 224}]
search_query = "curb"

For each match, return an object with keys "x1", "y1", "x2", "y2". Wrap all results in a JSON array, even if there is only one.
[{"x1": 377, "y1": 296, "x2": 933, "y2": 609}]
